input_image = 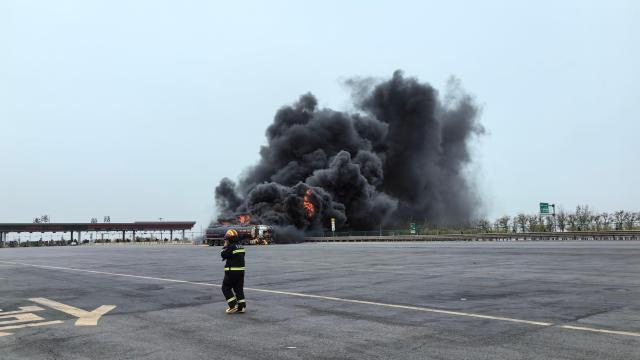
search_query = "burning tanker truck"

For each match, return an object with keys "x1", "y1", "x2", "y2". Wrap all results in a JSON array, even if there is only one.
[{"x1": 205, "y1": 215, "x2": 273, "y2": 246}]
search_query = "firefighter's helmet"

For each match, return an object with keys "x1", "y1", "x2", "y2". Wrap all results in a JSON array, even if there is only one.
[{"x1": 224, "y1": 229, "x2": 239, "y2": 240}]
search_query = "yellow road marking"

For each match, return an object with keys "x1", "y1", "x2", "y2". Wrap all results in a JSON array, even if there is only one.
[
  {"x1": 29, "y1": 298, "x2": 116, "y2": 326},
  {"x1": 0, "y1": 321, "x2": 64, "y2": 337},
  {"x1": 0, "y1": 306, "x2": 44, "y2": 315},
  {"x1": 0, "y1": 313, "x2": 45, "y2": 326},
  {"x1": 2, "y1": 260, "x2": 640, "y2": 337}
]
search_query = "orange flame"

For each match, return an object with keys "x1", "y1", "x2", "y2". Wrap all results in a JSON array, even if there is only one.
[
  {"x1": 303, "y1": 189, "x2": 316, "y2": 219},
  {"x1": 237, "y1": 214, "x2": 251, "y2": 225}
]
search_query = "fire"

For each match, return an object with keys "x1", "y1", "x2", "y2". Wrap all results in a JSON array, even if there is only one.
[
  {"x1": 303, "y1": 189, "x2": 316, "y2": 219},
  {"x1": 237, "y1": 214, "x2": 251, "y2": 225}
]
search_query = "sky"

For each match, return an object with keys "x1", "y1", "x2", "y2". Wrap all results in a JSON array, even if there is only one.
[{"x1": 1, "y1": 0, "x2": 639, "y2": 231}]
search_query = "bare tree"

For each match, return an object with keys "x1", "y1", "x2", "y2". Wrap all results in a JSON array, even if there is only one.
[
  {"x1": 613, "y1": 210, "x2": 626, "y2": 230},
  {"x1": 544, "y1": 216, "x2": 555, "y2": 232},
  {"x1": 575, "y1": 205, "x2": 592, "y2": 231},
  {"x1": 477, "y1": 218, "x2": 492, "y2": 233},
  {"x1": 494, "y1": 216, "x2": 510, "y2": 233},
  {"x1": 527, "y1": 215, "x2": 540, "y2": 232},
  {"x1": 592, "y1": 214, "x2": 603, "y2": 231},
  {"x1": 624, "y1": 212, "x2": 636, "y2": 230},
  {"x1": 515, "y1": 213, "x2": 528, "y2": 232},
  {"x1": 538, "y1": 215, "x2": 545, "y2": 232},
  {"x1": 567, "y1": 214, "x2": 578, "y2": 231},
  {"x1": 556, "y1": 210, "x2": 567, "y2": 232},
  {"x1": 600, "y1": 212, "x2": 611, "y2": 230},
  {"x1": 493, "y1": 219, "x2": 501, "y2": 232}
]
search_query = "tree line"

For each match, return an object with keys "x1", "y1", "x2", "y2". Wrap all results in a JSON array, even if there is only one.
[{"x1": 477, "y1": 206, "x2": 639, "y2": 233}]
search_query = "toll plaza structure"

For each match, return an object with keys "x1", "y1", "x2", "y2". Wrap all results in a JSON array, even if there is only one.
[{"x1": 0, "y1": 222, "x2": 196, "y2": 245}]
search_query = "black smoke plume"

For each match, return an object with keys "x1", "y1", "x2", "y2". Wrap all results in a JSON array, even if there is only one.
[{"x1": 214, "y1": 71, "x2": 484, "y2": 231}]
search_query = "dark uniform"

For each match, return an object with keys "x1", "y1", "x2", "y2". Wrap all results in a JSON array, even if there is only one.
[{"x1": 221, "y1": 243, "x2": 246, "y2": 311}]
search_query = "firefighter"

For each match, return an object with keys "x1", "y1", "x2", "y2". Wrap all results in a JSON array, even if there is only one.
[{"x1": 220, "y1": 228, "x2": 246, "y2": 314}]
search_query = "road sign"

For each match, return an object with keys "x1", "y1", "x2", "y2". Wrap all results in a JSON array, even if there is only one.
[
  {"x1": 410, "y1": 223, "x2": 417, "y2": 235},
  {"x1": 539, "y1": 203, "x2": 549, "y2": 214},
  {"x1": 331, "y1": 218, "x2": 336, "y2": 232}
]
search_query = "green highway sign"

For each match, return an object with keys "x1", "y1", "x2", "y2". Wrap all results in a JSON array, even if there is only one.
[
  {"x1": 410, "y1": 223, "x2": 417, "y2": 235},
  {"x1": 539, "y1": 202, "x2": 549, "y2": 214}
]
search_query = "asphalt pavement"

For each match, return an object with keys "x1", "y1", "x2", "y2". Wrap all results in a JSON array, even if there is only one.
[{"x1": 0, "y1": 241, "x2": 639, "y2": 360}]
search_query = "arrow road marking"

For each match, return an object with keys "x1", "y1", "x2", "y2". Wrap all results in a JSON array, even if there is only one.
[
  {"x1": 29, "y1": 298, "x2": 116, "y2": 326},
  {"x1": 0, "y1": 321, "x2": 64, "y2": 337},
  {"x1": 0, "y1": 306, "x2": 44, "y2": 316}
]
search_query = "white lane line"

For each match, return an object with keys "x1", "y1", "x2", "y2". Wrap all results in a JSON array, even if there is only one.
[
  {"x1": 560, "y1": 325, "x2": 640, "y2": 337},
  {"x1": 242, "y1": 286, "x2": 552, "y2": 326},
  {"x1": 0, "y1": 261, "x2": 218, "y2": 287},
  {"x1": 1, "y1": 260, "x2": 639, "y2": 337}
]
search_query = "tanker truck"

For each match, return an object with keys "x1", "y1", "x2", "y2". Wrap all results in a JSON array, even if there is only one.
[{"x1": 205, "y1": 224, "x2": 273, "y2": 246}]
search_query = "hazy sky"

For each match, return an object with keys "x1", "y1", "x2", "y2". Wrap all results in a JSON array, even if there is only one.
[{"x1": 2, "y1": 0, "x2": 639, "y2": 230}]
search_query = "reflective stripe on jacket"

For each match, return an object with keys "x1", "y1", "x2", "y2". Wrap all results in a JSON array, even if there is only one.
[{"x1": 221, "y1": 244, "x2": 245, "y2": 270}]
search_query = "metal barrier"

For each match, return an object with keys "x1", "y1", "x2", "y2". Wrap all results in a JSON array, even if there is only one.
[
  {"x1": 304, "y1": 230, "x2": 640, "y2": 243},
  {"x1": 4, "y1": 231, "x2": 639, "y2": 247},
  {"x1": 87, "y1": 240, "x2": 197, "y2": 246}
]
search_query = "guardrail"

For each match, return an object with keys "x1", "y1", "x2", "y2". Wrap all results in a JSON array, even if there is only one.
[
  {"x1": 0, "y1": 240, "x2": 200, "y2": 248},
  {"x1": 85, "y1": 240, "x2": 197, "y2": 246},
  {"x1": 304, "y1": 230, "x2": 640, "y2": 242},
  {"x1": 4, "y1": 231, "x2": 639, "y2": 247}
]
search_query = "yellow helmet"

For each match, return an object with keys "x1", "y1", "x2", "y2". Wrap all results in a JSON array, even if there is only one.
[{"x1": 224, "y1": 229, "x2": 239, "y2": 239}]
